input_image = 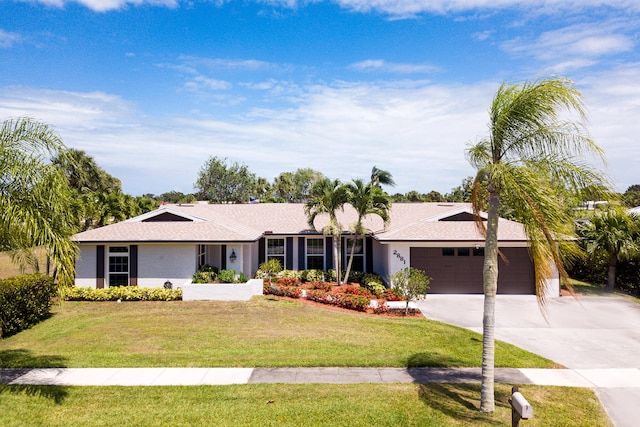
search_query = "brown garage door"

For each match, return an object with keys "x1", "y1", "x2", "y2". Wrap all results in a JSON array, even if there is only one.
[{"x1": 410, "y1": 247, "x2": 535, "y2": 294}]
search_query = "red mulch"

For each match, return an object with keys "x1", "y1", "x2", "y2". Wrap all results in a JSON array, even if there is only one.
[{"x1": 274, "y1": 294, "x2": 424, "y2": 319}]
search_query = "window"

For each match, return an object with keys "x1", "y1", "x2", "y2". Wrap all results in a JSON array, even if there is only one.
[
  {"x1": 306, "y1": 238, "x2": 325, "y2": 270},
  {"x1": 442, "y1": 248, "x2": 455, "y2": 256},
  {"x1": 457, "y1": 248, "x2": 470, "y2": 257},
  {"x1": 108, "y1": 246, "x2": 129, "y2": 287},
  {"x1": 197, "y1": 245, "x2": 206, "y2": 269},
  {"x1": 345, "y1": 238, "x2": 364, "y2": 272},
  {"x1": 266, "y1": 238, "x2": 285, "y2": 269},
  {"x1": 473, "y1": 247, "x2": 485, "y2": 257}
]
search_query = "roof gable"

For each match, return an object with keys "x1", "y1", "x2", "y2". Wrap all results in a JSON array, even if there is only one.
[{"x1": 129, "y1": 207, "x2": 205, "y2": 223}]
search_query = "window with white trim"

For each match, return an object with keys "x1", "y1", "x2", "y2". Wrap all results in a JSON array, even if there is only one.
[
  {"x1": 344, "y1": 237, "x2": 364, "y2": 272},
  {"x1": 266, "y1": 238, "x2": 285, "y2": 269},
  {"x1": 108, "y1": 246, "x2": 129, "y2": 287},
  {"x1": 306, "y1": 238, "x2": 324, "y2": 270},
  {"x1": 197, "y1": 244, "x2": 206, "y2": 269}
]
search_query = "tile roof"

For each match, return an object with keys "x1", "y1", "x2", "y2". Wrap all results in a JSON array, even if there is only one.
[{"x1": 72, "y1": 202, "x2": 528, "y2": 244}]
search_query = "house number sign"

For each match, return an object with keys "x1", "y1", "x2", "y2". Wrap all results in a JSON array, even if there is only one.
[{"x1": 393, "y1": 249, "x2": 406, "y2": 265}]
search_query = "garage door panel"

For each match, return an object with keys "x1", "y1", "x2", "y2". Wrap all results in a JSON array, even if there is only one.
[{"x1": 410, "y1": 247, "x2": 535, "y2": 294}]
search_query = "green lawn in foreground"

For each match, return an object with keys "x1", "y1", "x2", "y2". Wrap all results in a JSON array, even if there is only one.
[
  {"x1": 0, "y1": 383, "x2": 611, "y2": 427},
  {"x1": 0, "y1": 297, "x2": 558, "y2": 369}
]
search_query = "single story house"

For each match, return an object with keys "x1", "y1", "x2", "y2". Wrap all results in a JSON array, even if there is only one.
[{"x1": 72, "y1": 202, "x2": 560, "y2": 295}]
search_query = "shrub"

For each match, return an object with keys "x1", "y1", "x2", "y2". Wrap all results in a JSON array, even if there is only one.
[
  {"x1": 335, "y1": 294, "x2": 370, "y2": 311},
  {"x1": 217, "y1": 269, "x2": 236, "y2": 283},
  {"x1": 0, "y1": 274, "x2": 58, "y2": 338},
  {"x1": 342, "y1": 284, "x2": 373, "y2": 299},
  {"x1": 281, "y1": 270, "x2": 302, "y2": 280},
  {"x1": 346, "y1": 270, "x2": 365, "y2": 284},
  {"x1": 277, "y1": 277, "x2": 299, "y2": 287},
  {"x1": 258, "y1": 259, "x2": 283, "y2": 286},
  {"x1": 270, "y1": 284, "x2": 301, "y2": 298},
  {"x1": 237, "y1": 273, "x2": 249, "y2": 283},
  {"x1": 302, "y1": 269, "x2": 325, "y2": 283},
  {"x1": 306, "y1": 289, "x2": 329, "y2": 303},
  {"x1": 310, "y1": 281, "x2": 332, "y2": 292},
  {"x1": 61, "y1": 286, "x2": 182, "y2": 302},
  {"x1": 389, "y1": 267, "x2": 431, "y2": 315},
  {"x1": 192, "y1": 270, "x2": 215, "y2": 283}
]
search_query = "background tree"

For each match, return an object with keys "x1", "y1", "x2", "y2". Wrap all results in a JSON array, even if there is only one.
[
  {"x1": 578, "y1": 207, "x2": 640, "y2": 292},
  {"x1": 195, "y1": 156, "x2": 258, "y2": 204},
  {"x1": 156, "y1": 191, "x2": 197, "y2": 204},
  {"x1": 370, "y1": 166, "x2": 396, "y2": 188},
  {"x1": 423, "y1": 190, "x2": 444, "y2": 202},
  {"x1": 343, "y1": 179, "x2": 391, "y2": 283},
  {"x1": 52, "y1": 148, "x2": 151, "y2": 231},
  {"x1": 305, "y1": 178, "x2": 349, "y2": 284},
  {"x1": 0, "y1": 117, "x2": 78, "y2": 285},
  {"x1": 273, "y1": 168, "x2": 324, "y2": 203},
  {"x1": 52, "y1": 148, "x2": 121, "y2": 194},
  {"x1": 390, "y1": 267, "x2": 431, "y2": 315},
  {"x1": 622, "y1": 184, "x2": 640, "y2": 208},
  {"x1": 466, "y1": 77, "x2": 609, "y2": 412}
]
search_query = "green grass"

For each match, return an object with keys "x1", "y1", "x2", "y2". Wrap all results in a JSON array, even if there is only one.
[
  {"x1": 567, "y1": 279, "x2": 639, "y2": 303},
  {"x1": 0, "y1": 383, "x2": 611, "y2": 426},
  {"x1": 0, "y1": 297, "x2": 558, "y2": 369}
]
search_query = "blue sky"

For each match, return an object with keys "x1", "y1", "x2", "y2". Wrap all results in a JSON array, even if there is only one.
[{"x1": 1, "y1": 0, "x2": 639, "y2": 196}]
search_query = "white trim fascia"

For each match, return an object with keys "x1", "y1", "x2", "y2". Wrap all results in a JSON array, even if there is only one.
[
  {"x1": 126, "y1": 207, "x2": 207, "y2": 223},
  {"x1": 421, "y1": 206, "x2": 488, "y2": 222},
  {"x1": 376, "y1": 240, "x2": 530, "y2": 248}
]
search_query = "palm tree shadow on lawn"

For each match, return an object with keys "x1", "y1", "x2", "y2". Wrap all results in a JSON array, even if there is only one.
[
  {"x1": 417, "y1": 383, "x2": 510, "y2": 425},
  {"x1": 0, "y1": 349, "x2": 69, "y2": 404}
]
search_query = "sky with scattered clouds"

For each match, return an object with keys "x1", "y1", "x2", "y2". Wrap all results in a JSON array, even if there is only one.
[{"x1": 1, "y1": 0, "x2": 639, "y2": 196}]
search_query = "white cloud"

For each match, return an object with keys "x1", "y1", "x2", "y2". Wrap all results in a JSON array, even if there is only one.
[
  {"x1": 1, "y1": 66, "x2": 637, "y2": 195},
  {"x1": 502, "y1": 21, "x2": 635, "y2": 72},
  {"x1": 0, "y1": 86, "x2": 135, "y2": 129},
  {"x1": 184, "y1": 75, "x2": 232, "y2": 91},
  {"x1": 580, "y1": 63, "x2": 640, "y2": 191},
  {"x1": 349, "y1": 59, "x2": 438, "y2": 74},
  {"x1": 329, "y1": 0, "x2": 640, "y2": 17},
  {"x1": 30, "y1": 0, "x2": 178, "y2": 12},
  {"x1": 179, "y1": 56, "x2": 278, "y2": 71},
  {"x1": 31, "y1": 0, "x2": 640, "y2": 15},
  {"x1": 0, "y1": 29, "x2": 22, "y2": 48}
]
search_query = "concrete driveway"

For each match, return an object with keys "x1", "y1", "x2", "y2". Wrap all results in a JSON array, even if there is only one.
[{"x1": 416, "y1": 294, "x2": 640, "y2": 427}]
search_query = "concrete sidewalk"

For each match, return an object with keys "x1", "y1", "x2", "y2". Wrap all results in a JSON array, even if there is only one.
[{"x1": 2, "y1": 367, "x2": 640, "y2": 388}]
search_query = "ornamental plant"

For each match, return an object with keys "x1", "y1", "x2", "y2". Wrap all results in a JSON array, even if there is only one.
[{"x1": 390, "y1": 267, "x2": 431, "y2": 315}]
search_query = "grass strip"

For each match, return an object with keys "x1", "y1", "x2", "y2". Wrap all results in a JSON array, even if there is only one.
[{"x1": 0, "y1": 383, "x2": 611, "y2": 427}]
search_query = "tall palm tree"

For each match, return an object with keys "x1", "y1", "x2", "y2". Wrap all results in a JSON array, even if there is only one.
[
  {"x1": 579, "y1": 207, "x2": 640, "y2": 292},
  {"x1": 0, "y1": 117, "x2": 78, "y2": 285},
  {"x1": 370, "y1": 166, "x2": 396, "y2": 188},
  {"x1": 305, "y1": 178, "x2": 349, "y2": 284},
  {"x1": 466, "y1": 77, "x2": 609, "y2": 412},
  {"x1": 343, "y1": 179, "x2": 391, "y2": 283}
]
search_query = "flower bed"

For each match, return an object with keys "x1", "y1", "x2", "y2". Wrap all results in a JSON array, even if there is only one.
[{"x1": 265, "y1": 278, "x2": 421, "y2": 316}]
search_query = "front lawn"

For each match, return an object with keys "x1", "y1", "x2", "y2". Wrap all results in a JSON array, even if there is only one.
[
  {"x1": 0, "y1": 297, "x2": 557, "y2": 369},
  {"x1": 0, "y1": 383, "x2": 611, "y2": 427}
]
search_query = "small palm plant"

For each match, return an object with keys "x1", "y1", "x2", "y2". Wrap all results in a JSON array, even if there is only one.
[{"x1": 259, "y1": 258, "x2": 283, "y2": 289}]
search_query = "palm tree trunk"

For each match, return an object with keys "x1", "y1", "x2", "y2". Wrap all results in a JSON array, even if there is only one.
[
  {"x1": 343, "y1": 233, "x2": 359, "y2": 284},
  {"x1": 480, "y1": 189, "x2": 500, "y2": 413},
  {"x1": 605, "y1": 253, "x2": 617, "y2": 292},
  {"x1": 333, "y1": 235, "x2": 341, "y2": 285}
]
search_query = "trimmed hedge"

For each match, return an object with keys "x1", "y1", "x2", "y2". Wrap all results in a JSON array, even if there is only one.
[
  {"x1": 62, "y1": 286, "x2": 182, "y2": 302},
  {"x1": 0, "y1": 274, "x2": 58, "y2": 338}
]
